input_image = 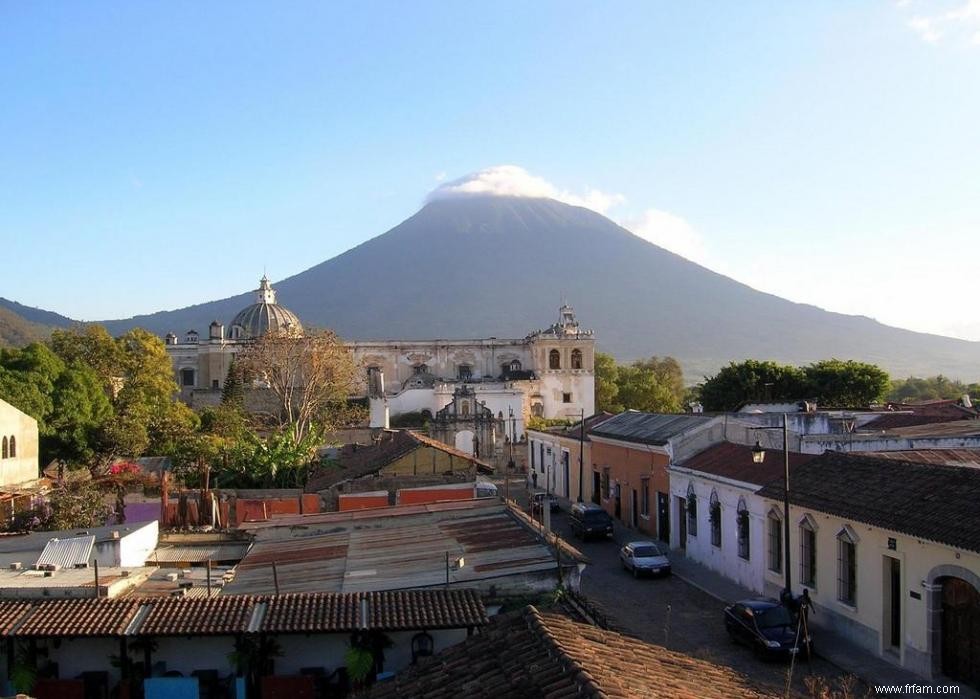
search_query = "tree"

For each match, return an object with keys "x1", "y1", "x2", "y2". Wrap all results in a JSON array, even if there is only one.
[
  {"x1": 886, "y1": 375, "x2": 980, "y2": 403},
  {"x1": 614, "y1": 357, "x2": 685, "y2": 413},
  {"x1": 802, "y1": 359, "x2": 889, "y2": 407},
  {"x1": 594, "y1": 352, "x2": 620, "y2": 413},
  {"x1": 238, "y1": 329, "x2": 357, "y2": 443},
  {"x1": 699, "y1": 360, "x2": 807, "y2": 412},
  {"x1": 47, "y1": 476, "x2": 111, "y2": 530},
  {"x1": 50, "y1": 325, "x2": 122, "y2": 392},
  {"x1": 44, "y1": 362, "x2": 113, "y2": 470}
]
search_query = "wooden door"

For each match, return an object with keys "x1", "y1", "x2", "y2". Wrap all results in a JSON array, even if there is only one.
[{"x1": 942, "y1": 577, "x2": 980, "y2": 688}]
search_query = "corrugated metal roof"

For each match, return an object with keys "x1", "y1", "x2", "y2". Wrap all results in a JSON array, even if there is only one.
[
  {"x1": 151, "y1": 542, "x2": 251, "y2": 564},
  {"x1": 36, "y1": 535, "x2": 94, "y2": 570},
  {"x1": 226, "y1": 500, "x2": 567, "y2": 595},
  {"x1": 589, "y1": 411, "x2": 712, "y2": 446}
]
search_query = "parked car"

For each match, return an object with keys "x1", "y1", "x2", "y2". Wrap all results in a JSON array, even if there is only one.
[
  {"x1": 569, "y1": 502, "x2": 615, "y2": 540},
  {"x1": 724, "y1": 598, "x2": 813, "y2": 659},
  {"x1": 530, "y1": 491, "x2": 560, "y2": 514},
  {"x1": 619, "y1": 541, "x2": 671, "y2": 578}
]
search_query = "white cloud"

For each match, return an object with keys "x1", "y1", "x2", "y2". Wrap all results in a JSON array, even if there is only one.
[
  {"x1": 425, "y1": 165, "x2": 626, "y2": 215},
  {"x1": 620, "y1": 208, "x2": 708, "y2": 264},
  {"x1": 903, "y1": 0, "x2": 980, "y2": 44}
]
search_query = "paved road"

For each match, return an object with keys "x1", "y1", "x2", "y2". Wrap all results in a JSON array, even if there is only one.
[{"x1": 545, "y1": 508, "x2": 862, "y2": 698}]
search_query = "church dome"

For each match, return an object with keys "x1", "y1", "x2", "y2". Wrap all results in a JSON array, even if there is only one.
[{"x1": 229, "y1": 276, "x2": 303, "y2": 339}]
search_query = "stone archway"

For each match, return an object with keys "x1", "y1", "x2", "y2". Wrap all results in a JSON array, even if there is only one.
[{"x1": 926, "y1": 564, "x2": 980, "y2": 687}]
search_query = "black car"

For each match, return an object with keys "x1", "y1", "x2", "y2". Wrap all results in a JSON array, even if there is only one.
[
  {"x1": 530, "y1": 491, "x2": 560, "y2": 514},
  {"x1": 724, "y1": 598, "x2": 813, "y2": 659},
  {"x1": 569, "y1": 502, "x2": 614, "y2": 540}
]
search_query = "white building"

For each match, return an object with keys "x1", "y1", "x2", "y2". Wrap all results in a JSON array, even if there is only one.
[
  {"x1": 668, "y1": 442, "x2": 817, "y2": 594},
  {"x1": 165, "y1": 276, "x2": 596, "y2": 436},
  {"x1": 0, "y1": 397, "x2": 41, "y2": 489},
  {"x1": 755, "y1": 451, "x2": 980, "y2": 688}
]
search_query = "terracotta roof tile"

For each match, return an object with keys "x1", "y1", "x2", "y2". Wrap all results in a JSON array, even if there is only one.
[
  {"x1": 368, "y1": 606, "x2": 776, "y2": 698},
  {"x1": 675, "y1": 442, "x2": 817, "y2": 486},
  {"x1": 137, "y1": 595, "x2": 254, "y2": 636},
  {"x1": 757, "y1": 451, "x2": 980, "y2": 553},
  {"x1": 15, "y1": 598, "x2": 140, "y2": 637}
]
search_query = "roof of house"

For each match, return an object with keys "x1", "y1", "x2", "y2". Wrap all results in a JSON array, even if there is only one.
[
  {"x1": 368, "y1": 606, "x2": 774, "y2": 699},
  {"x1": 226, "y1": 499, "x2": 577, "y2": 595},
  {"x1": 0, "y1": 589, "x2": 486, "y2": 638},
  {"x1": 675, "y1": 442, "x2": 818, "y2": 487},
  {"x1": 879, "y1": 420, "x2": 980, "y2": 439},
  {"x1": 149, "y1": 542, "x2": 252, "y2": 564},
  {"x1": 36, "y1": 535, "x2": 95, "y2": 570},
  {"x1": 864, "y1": 449, "x2": 980, "y2": 467},
  {"x1": 757, "y1": 451, "x2": 980, "y2": 553},
  {"x1": 0, "y1": 521, "x2": 158, "y2": 569},
  {"x1": 589, "y1": 411, "x2": 712, "y2": 446},
  {"x1": 529, "y1": 412, "x2": 617, "y2": 441},
  {"x1": 307, "y1": 430, "x2": 492, "y2": 491}
]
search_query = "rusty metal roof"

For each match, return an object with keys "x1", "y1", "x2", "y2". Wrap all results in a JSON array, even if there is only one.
[
  {"x1": 151, "y1": 542, "x2": 251, "y2": 564},
  {"x1": 227, "y1": 499, "x2": 566, "y2": 595}
]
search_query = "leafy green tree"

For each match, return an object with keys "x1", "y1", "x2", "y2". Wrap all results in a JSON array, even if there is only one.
[
  {"x1": 886, "y1": 375, "x2": 980, "y2": 403},
  {"x1": 699, "y1": 360, "x2": 807, "y2": 412},
  {"x1": 802, "y1": 359, "x2": 889, "y2": 407},
  {"x1": 44, "y1": 362, "x2": 113, "y2": 470},
  {"x1": 50, "y1": 325, "x2": 122, "y2": 391},
  {"x1": 615, "y1": 357, "x2": 685, "y2": 413},
  {"x1": 594, "y1": 352, "x2": 620, "y2": 413}
]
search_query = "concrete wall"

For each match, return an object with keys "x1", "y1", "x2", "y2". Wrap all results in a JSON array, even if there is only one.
[
  {"x1": 526, "y1": 432, "x2": 592, "y2": 503},
  {"x1": 338, "y1": 492, "x2": 390, "y2": 511},
  {"x1": 0, "y1": 398, "x2": 40, "y2": 488}
]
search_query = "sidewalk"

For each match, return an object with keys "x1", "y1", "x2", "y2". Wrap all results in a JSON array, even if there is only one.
[{"x1": 669, "y1": 552, "x2": 977, "y2": 697}]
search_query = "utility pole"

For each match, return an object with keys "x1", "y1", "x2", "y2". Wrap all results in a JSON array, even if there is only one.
[{"x1": 578, "y1": 408, "x2": 585, "y2": 503}]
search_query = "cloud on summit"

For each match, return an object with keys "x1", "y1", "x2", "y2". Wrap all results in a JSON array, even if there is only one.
[
  {"x1": 425, "y1": 165, "x2": 625, "y2": 215},
  {"x1": 426, "y1": 165, "x2": 709, "y2": 265}
]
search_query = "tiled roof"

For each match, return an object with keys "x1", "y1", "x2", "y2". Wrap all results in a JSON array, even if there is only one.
[
  {"x1": 865, "y1": 449, "x2": 980, "y2": 467},
  {"x1": 757, "y1": 451, "x2": 980, "y2": 553},
  {"x1": 589, "y1": 411, "x2": 712, "y2": 446},
  {"x1": 308, "y1": 430, "x2": 492, "y2": 491},
  {"x1": 0, "y1": 589, "x2": 486, "y2": 638},
  {"x1": 368, "y1": 606, "x2": 774, "y2": 699},
  {"x1": 675, "y1": 442, "x2": 818, "y2": 487},
  {"x1": 15, "y1": 598, "x2": 141, "y2": 637}
]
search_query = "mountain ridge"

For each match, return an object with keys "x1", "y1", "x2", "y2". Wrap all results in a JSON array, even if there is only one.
[{"x1": 6, "y1": 196, "x2": 979, "y2": 380}]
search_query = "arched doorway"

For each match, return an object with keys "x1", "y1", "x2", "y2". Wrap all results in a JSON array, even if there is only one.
[{"x1": 941, "y1": 577, "x2": 980, "y2": 688}]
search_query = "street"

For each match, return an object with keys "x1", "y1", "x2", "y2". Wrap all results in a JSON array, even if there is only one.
[{"x1": 545, "y1": 507, "x2": 864, "y2": 698}]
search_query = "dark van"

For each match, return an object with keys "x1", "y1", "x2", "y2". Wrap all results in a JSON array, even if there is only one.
[{"x1": 569, "y1": 502, "x2": 614, "y2": 541}]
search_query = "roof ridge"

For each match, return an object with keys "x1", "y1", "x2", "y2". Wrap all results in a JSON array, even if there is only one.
[{"x1": 522, "y1": 606, "x2": 605, "y2": 698}]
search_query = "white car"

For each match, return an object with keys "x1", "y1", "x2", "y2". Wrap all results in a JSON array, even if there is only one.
[{"x1": 619, "y1": 541, "x2": 672, "y2": 578}]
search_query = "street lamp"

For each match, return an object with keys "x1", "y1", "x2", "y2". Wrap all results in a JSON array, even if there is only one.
[{"x1": 750, "y1": 413, "x2": 793, "y2": 607}]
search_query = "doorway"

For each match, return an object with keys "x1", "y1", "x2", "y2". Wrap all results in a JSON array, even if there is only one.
[
  {"x1": 592, "y1": 471, "x2": 600, "y2": 504},
  {"x1": 657, "y1": 492, "x2": 669, "y2": 543},
  {"x1": 941, "y1": 577, "x2": 980, "y2": 688},
  {"x1": 614, "y1": 484, "x2": 621, "y2": 520},
  {"x1": 883, "y1": 556, "x2": 901, "y2": 651}
]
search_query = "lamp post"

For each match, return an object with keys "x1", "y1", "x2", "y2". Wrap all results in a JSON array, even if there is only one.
[
  {"x1": 507, "y1": 406, "x2": 516, "y2": 502},
  {"x1": 577, "y1": 408, "x2": 585, "y2": 503},
  {"x1": 751, "y1": 412, "x2": 792, "y2": 605}
]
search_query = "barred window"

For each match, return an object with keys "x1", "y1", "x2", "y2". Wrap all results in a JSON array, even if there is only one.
[
  {"x1": 641, "y1": 478, "x2": 650, "y2": 517},
  {"x1": 837, "y1": 528, "x2": 857, "y2": 605},
  {"x1": 549, "y1": 349, "x2": 561, "y2": 369},
  {"x1": 709, "y1": 491, "x2": 721, "y2": 548},
  {"x1": 686, "y1": 483, "x2": 698, "y2": 537},
  {"x1": 571, "y1": 349, "x2": 583, "y2": 369},
  {"x1": 736, "y1": 499, "x2": 750, "y2": 560},
  {"x1": 800, "y1": 517, "x2": 817, "y2": 588},
  {"x1": 601, "y1": 468, "x2": 610, "y2": 499},
  {"x1": 767, "y1": 511, "x2": 782, "y2": 573}
]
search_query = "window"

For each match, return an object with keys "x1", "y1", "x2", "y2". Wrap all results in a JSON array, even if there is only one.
[
  {"x1": 736, "y1": 499, "x2": 750, "y2": 560},
  {"x1": 413, "y1": 364, "x2": 429, "y2": 375},
  {"x1": 601, "y1": 467, "x2": 610, "y2": 499},
  {"x1": 212, "y1": 379, "x2": 220, "y2": 389},
  {"x1": 767, "y1": 510, "x2": 782, "y2": 573},
  {"x1": 461, "y1": 401, "x2": 470, "y2": 417},
  {"x1": 562, "y1": 392, "x2": 572, "y2": 403},
  {"x1": 686, "y1": 484, "x2": 698, "y2": 537},
  {"x1": 571, "y1": 348, "x2": 583, "y2": 369},
  {"x1": 709, "y1": 491, "x2": 721, "y2": 548},
  {"x1": 641, "y1": 478, "x2": 650, "y2": 517},
  {"x1": 1, "y1": 436, "x2": 6, "y2": 459},
  {"x1": 800, "y1": 517, "x2": 817, "y2": 588},
  {"x1": 530, "y1": 440, "x2": 536, "y2": 469},
  {"x1": 457, "y1": 364, "x2": 472, "y2": 381},
  {"x1": 180, "y1": 368, "x2": 195, "y2": 387},
  {"x1": 837, "y1": 528, "x2": 857, "y2": 605},
  {"x1": 549, "y1": 349, "x2": 561, "y2": 369},
  {"x1": 510, "y1": 359, "x2": 522, "y2": 372},
  {"x1": 7, "y1": 436, "x2": 13, "y2": 459}
]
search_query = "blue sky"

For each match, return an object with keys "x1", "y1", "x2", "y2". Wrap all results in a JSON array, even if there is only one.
[{"x1": 1, "y1": 2, "x2": 978, "y2": 339}]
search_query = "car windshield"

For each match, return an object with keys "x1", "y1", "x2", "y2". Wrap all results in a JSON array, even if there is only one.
[
  {"x1": 583, "y1": 511, "x2": 609, "y2": 521},
  {"x1": 755, "y1": 605, "x2": 793, "y2": 629},
  {"x1": 632, "y1": 546, "x2": 662, "y2": 558}
]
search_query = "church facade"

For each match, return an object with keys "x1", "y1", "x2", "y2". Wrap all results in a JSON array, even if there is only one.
[{"x1": 165, "y1": 277, "x2": 596, "y2": 444}]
